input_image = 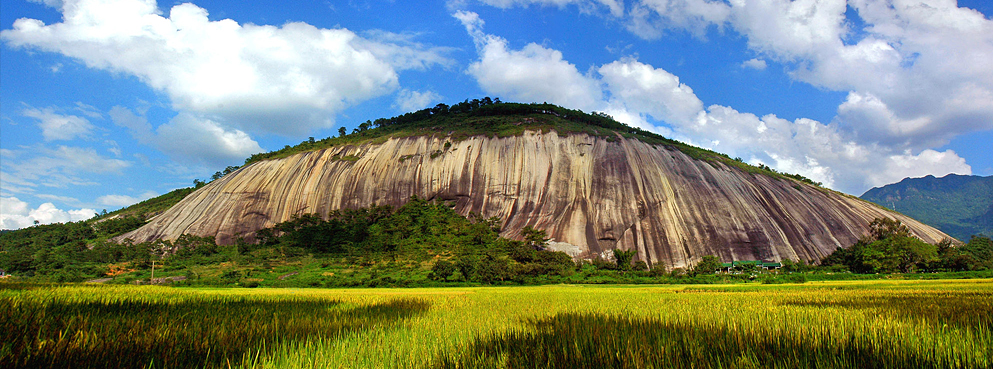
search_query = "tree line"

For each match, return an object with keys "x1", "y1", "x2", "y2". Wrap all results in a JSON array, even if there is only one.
[{"x1": 4, "y1": 200, "x2": 990, "y2": 285}]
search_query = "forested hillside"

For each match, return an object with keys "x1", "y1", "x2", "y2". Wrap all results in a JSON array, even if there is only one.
[{"x1": 861, "y1": 174, "x2": 993, "y2": 240}]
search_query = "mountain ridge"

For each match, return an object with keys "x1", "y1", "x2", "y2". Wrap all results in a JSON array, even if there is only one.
[{"x1": 861, "y1": 174, "x2": 993, "y2": 240}]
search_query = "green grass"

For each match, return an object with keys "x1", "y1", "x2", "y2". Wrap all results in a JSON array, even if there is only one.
[{"x1": 2, "y1": 279, "x2": 991, "y2": 368}]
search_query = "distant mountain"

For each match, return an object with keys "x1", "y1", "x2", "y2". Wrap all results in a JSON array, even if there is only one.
[{"x1": 861, "y1": 174, "x2": 993, "y2": 241}]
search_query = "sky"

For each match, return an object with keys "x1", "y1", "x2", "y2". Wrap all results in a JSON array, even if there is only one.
[{"x1": 1, "y1": 0, "x2": 991, "y2": 230}]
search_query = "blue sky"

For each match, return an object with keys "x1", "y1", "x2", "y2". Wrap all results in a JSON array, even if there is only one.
[{"x1": 1, "y1": 0, "x2": 991, "y2": 229}]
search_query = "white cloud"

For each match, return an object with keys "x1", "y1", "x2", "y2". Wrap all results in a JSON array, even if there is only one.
[
  {"x1": 835, "y1": 91, "x2": 933, "y2": 146},
  {"x1": 615, "y1": 0, "x2": 993, "y2": 151},
  {"x1": 109, "y1": 105, "x2": 153, "y2": 143},
  {"x1": 454, "y1": 12, "x2": 972, "y2": 193},
  {"x1": 1, "y1": 197, "x2": 30, "y2": 216},
  {"x1": 358, "y1": 30, "x2": 457, "y2": 71},
  {"x1": 49, "y1": 146, "x2": 132, "y2": 173},
  {"x1": 110, "y1": 106, "x2": 262, "y2": 167},
  {"x1": 868, "y1": 149, "x2": 971, "y2": 190},
  {"x1": 456, "y1": 11, "x2": 603, "y2": 111},
  {"x1": 23, "y1": 107, "x2": 94, "y2": 141},
  {"x1": 741, "y1": 58, "x2": 767, "y2": 70},
  {"x1": 27, "y1": 0, "x2": 62, "y2": 8},
  {"x1": 626, "y1": 0, "x2": 731, "y2": 39},
  {"x1": 2, "y1": 0, "x2": 450, "y2": 135},
  {"x1": 728, "y1": 0, "x2": 848, "y2": 60},
  {"x1": 462, "y1": 1, "x2": 987, "y2": 192},
  {"x1": 599, "y1": 59, "x2": 703, "y2": 125},
  {"x1": 0, "y1": 145, "x2": 131, "y2": 195},
  {"x1": 155, "y1": 114, "x2": 264, "y2": 167},
  {"x1": 1, "y1": 196, "x2": 96, "y2": 230},
  {"x1": 105, "y1": 140, "x2": 122, "y2": 157},
  {"x1": 73, "y1": 101, "x2": 103, "y2": 118},
  {"x1": 394, "y1": 89, "x2": 442, "y2": 112},
  {"x1": 96, "y1": 190, "x2": 156, "y2": 207},
  {"x1": 478, "y1": 0, "x2": 624, "y2": 16},
  {"x1": 682, "y1": 104, "x2": 971, "y2": 193},
  {"x1": 36, "y1": 194, "x2": 80, "y2": 204}
]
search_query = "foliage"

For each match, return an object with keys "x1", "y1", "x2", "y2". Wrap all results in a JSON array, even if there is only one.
[
  {"x1": 692, "y1": 255, "x2": 722, "y2": 276},
  {"x1": 521, "y1": 226, "x2": 549, "y2": 250},
  {"x1": 6, "y1": 206, "x2": 993, "y2": 287},
  {"x1": 612, "y1": 249, "x2": 637, "y2": 271},
  {"x1": 820, "y1": 218, "x2": 993, "y2": 273},
  {"x1": 92, "y1": 215, "x2": 147, "y2": 237}
]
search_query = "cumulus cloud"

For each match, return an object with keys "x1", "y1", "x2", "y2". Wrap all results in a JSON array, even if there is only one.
[
  {"x1": 615, "y1": 0, "x2": 993, "y2": 152},
  {"x1": 1, "y1": 196, "x2": 96, "y2": 230},
  {"x1": 454, "y1": 12, "x2": 972, "y2": 193},
  {"x1": 593, "y1": 58, "x2": 971, "y2": 192},
  {"x1": 868, "y1": 149, "x2": 971, "y2": 190},
  {"x1": 156, "y1": 114, "x2": 264, "y2": 167},
  {"x1": 394, "y1": 89, "x2": 443, "y2": 112},
  {"x1": 456, "y1": 11, "x2": 603, "y2": 111},
  {"x1": 23, "y1": 107, "x2": 94, "y2": 141},
  {"x1": 109, "y1": 106, "x2": 262, "y2": 167},
  {"x1": 626, "y1": 0, "x2": 731, "y2": 39},
  {"x1": 1, "y1": 0, "x2": 450, "y2": 136},
  {"x1": 686, "y1": 105, "x2": 971, "y2": 192},
  {"x1": 599, "y1": 59, "x2": 703, "y2": 125},
  {"x1": 477, "y1": 0, "x2": 992, "y2": 155}
]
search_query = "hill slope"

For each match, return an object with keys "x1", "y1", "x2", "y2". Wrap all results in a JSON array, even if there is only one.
[
  {"x1": 119, "y1": 103, "x2": 949, "y2": 268},
  {"x1": 861, "y1": 174, "x2": 993, "y2": 240}
]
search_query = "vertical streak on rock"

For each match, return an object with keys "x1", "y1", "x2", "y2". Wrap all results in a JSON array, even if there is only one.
[{"x1": 119, "y1": 132, "x2": 952, "y2": 267}]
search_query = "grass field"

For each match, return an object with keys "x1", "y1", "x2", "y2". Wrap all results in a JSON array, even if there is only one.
[{"x1": 2, "y1": 279, "x2": 991, "y2": 368}]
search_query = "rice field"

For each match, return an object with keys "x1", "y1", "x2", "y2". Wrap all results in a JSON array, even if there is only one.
[{"x1": 2, "y1": 279, "x2": 991, "y2": 368}]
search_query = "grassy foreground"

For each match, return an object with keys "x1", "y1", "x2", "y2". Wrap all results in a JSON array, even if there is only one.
[{"x1": 2, "y1": 279, "x2": 991, "y2": 368}]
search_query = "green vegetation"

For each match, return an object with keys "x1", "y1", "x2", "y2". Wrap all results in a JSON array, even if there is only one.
[
  {"x1": 860, "y1": 174, "x2": 993, "y2": 240},
  {"x1": 0, "y1": 284, "x2": 428, "y2": 368},
  {"x1": 242, "y1": 98, "x2": 822, "y2": 187},
  {"x1": 2, "y1": 280, "x2": 991, "y2": 368},
  {"x1": 0, "y1": 198, "x2": 579, "y2": 286},
  {"x1": 820, "y1": 217, "x2": 993, "y2": 273},
  {"x1": 4, "y1": 201, "x2": 993, "y2": 287}
]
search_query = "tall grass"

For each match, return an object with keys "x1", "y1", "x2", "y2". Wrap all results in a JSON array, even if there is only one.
[
  {"x1": 1, "y1": 280, "x2": 990, "y2": 368},
  {"x1": 0, "y1": 284, "x2": 428, "y2": 368}
]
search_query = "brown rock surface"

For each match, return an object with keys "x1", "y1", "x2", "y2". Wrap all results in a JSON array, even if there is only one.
[{"x1": 120, "y1": 132, "x2": 950, "y2": 268}]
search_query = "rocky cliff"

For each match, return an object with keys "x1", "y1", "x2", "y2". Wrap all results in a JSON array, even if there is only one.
[{"x1": 121, "y1": 131, "x2": 949, "y2": 268}]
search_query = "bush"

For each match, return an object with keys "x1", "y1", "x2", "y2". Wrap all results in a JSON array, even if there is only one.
[{"x1": 431, "y1": 260, "x2": 457, "y2": 281}]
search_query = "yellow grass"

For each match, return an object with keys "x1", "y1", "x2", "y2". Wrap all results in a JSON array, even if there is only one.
[{"x1": 2, "y1": 279, "x2": 991, "y2": 368}]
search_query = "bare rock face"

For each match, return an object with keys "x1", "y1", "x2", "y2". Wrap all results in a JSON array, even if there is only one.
[{"x1": 120, "y1": 132, "x2": 949, "y2": 268}]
